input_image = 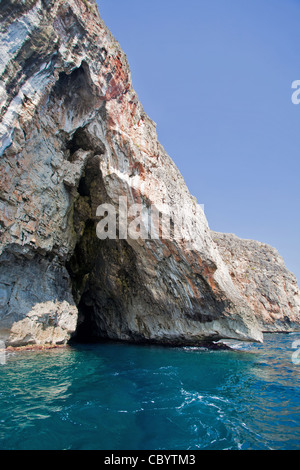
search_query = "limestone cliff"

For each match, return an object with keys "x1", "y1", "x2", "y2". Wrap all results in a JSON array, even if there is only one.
[
  {"x1": 212, "y1": 232, "x2": 300, "y2": 332},
  {"x1": 0, "y1": 0, "x2": 298, "y2": 347}
]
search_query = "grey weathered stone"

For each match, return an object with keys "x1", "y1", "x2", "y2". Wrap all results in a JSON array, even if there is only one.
[
  {"x1": 0, "y1": 245, "x2": 77, "y2": 346},
  {"x1": 212, "y1": 232, "x2": 300, "y2": 332}
]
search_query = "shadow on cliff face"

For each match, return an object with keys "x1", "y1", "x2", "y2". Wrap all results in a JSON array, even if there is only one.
[
  {"x1": 67, "y1": 233, "x2": 140, "y2": 343},
  {"x1": 65, "y1": 136, "x2": 142, "y2": 344},
  {"x1": 53, "y1": 62, "x2": 96, "y2": 118},
  {"x1": 66, "y1": 221, "x2": 142, "y2": 344}
]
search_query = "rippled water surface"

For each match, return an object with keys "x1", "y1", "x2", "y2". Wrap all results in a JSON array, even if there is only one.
[{"x1": 0, "y1": 333, "x2": 300, "y2": 450}]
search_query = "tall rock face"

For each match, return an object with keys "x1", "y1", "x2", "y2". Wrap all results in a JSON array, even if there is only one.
[{"x1": 0, "y1": 0, "x2": 298, "y2": 347}]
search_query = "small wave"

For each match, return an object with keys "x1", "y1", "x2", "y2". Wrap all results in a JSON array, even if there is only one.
[{"x1": 215, "y1": 339, "x2": 254, "y2": 351}]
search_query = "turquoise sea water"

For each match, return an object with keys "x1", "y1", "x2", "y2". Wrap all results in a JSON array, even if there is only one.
[{"x1": 0, "y1": 333, "x2": 300, "y2": 450}]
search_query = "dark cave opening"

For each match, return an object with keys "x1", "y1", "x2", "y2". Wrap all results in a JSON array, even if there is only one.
[
  {"x1": 66, "y1": 218, "x2": 103, "y2": 344},
  {"x1": 67, "y1": 228, "x2": 138, "y2": 344},
  {"x1": 51, "y1": 61, "x2": 97, "y2": 119},
  {"x1": 64, "y1": 125, "x2": 110, "y2": 343},
  {"x1": 72, "y1": 291, "x2": 102, "y2": 344},
  {"x1": 66, "y1": 126, "x2": 106, "y2": 162},
  {"x1": 73, "y1": 299, "x2": 97, "y2": 343},
  {"x1": 65, "y1": 149, "x2": 139, "y2": 344}
]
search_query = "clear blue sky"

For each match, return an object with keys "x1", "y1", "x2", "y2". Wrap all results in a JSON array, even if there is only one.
[{"x1": 97, "y1": 0, "x2": 300, "y2": 282}]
